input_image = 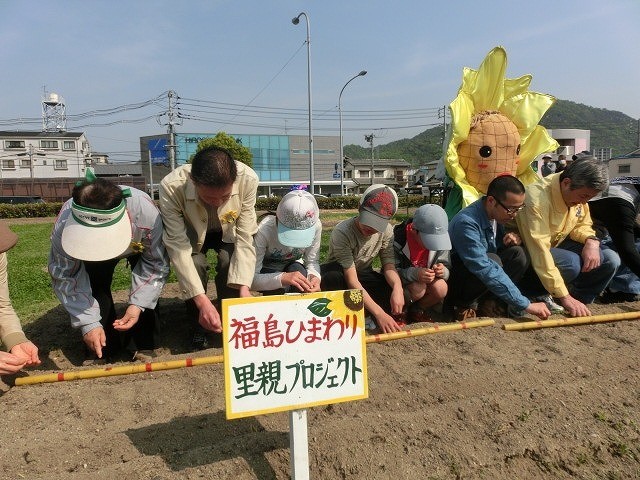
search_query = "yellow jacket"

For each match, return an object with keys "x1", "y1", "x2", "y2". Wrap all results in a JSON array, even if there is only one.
[
  {"x1": 159, "y1": 162, "x2": 259, "y2": 299},
  {"x1": 516, "y1": 173, "x2": 597, "y2": 298}
]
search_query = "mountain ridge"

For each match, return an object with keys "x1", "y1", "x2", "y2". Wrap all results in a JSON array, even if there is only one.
[{"x1": 344, "y1": 99, "x2": 639, "y2": 165}]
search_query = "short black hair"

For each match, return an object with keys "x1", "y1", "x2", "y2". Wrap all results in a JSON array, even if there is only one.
[
  {"x1": 72, "y1": 177, "x2": 123, "y2": 210},
  {"x1": 486, "y1": 174, "x2": 525, "y2": 202},
  {"x1": 191, "y1": 147, "x2": 237, "y2": 187}
]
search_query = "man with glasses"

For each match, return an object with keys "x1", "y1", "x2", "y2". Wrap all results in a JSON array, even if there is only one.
[
  {"x1": 445, "y1": 175, "x2": 551, "y2": 321},
  {"x1": 516, "y1": 156, "x2": 620, "y2": 317}
]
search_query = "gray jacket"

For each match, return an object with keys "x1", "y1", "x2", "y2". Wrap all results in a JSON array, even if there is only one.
[{"x1": 49, "y1": 187, "x2": 170, "y2": 335}]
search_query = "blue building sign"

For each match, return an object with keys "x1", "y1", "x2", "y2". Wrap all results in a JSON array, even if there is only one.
[{"x1": 148, "y1": 138, "x2": 168, "y2": 166}]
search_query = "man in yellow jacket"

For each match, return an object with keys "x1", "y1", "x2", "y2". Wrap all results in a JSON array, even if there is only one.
[
  {"x1": 159, "y1": 147, "x2": 259, "y2": 349},
  {"x1": 516, "y1": 156, "x2": 620, "y2": 317}
]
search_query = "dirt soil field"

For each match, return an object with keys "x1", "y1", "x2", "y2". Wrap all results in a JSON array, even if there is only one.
[{"x1": 1, "y1": 283, "x2": 640, "y2": 480}]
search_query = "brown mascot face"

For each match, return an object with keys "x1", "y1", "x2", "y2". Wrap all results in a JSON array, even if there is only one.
[{"x1": 457, "y1": 111, "x2": 521, "y2": 194}]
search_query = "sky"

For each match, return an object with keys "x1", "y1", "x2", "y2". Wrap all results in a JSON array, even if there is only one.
[{"x1": 1, "y1": 0, "x2": 638, "y2": 162}]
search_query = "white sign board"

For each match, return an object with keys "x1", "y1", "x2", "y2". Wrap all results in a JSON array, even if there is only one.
[{"x1": 223, "y1": 290, "x2": 368, "y2": 419}]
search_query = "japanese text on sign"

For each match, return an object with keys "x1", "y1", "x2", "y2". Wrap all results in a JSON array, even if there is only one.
[{"x1": 223, "y1": 291, "x2": 368, "y2": 419}]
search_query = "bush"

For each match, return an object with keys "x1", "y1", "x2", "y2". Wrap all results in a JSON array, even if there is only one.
[
  {"x1": 255, "y1": 196, "x2": 280, "y2": 212},
  {"x1": 194, "y1": 132, "x2": 253, "y2": 168},
  {"x1": 256, "y1": 194, "x2": 429, "y2": 211},
  {"x1": 0, "y1": 202, "x2": 63, "y2": 218},
  {"x1": 0, "y1": 194, "x2": 431, "y2": 219}
]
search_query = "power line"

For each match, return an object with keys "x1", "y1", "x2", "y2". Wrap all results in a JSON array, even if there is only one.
[{"x1": 0, "y1": 91, "x2": 448, "y2": 144}]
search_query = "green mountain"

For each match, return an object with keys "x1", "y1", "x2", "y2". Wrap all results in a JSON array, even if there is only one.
[{"x1": 344, "y1": 100, "x2": 639, "y2": 166}]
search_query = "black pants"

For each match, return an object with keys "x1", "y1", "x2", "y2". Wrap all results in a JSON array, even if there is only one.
[
  {"x1": 320, "y1": 261, "x2": 392, "y2": 314},
  {"x1": 83, "y1": 255, "x2": 157, "y2": 357},
  {"x1": 185, "y1": 229, "x2": 241, "y2": 325},
  {"x1": 260, "y1": 261, "x2": 309, "y2": 296},
  {"x1": 445, "y1": 246, "x2": 529, "y2": 308}
]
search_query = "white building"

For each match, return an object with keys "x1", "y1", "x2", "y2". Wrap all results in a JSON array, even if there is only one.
[
  {"x1": 608, "y1": 148, "x2": 640, "y2": 178},
  {"x1": 343, "y1": 158, "x2": 411, "y2": 194},
  {"x1": 0, "y1": 131, "x2": 91, "y2": 179},
  {"x1": 546, "y1": 128, "x2": 590, "y2": 159}
]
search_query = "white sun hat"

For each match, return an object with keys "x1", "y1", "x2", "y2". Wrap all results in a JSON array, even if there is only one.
[{"x1": 61, "y1": 200, "x2": 132, "y2": 261}]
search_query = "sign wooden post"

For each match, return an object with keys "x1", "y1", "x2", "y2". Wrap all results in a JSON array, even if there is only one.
[
  {"x1": 289, "y1": 409, "x2": 309, "y2": 480},
  {"x1": 223, "y1": 290, "x2": 368, "y2": 477}
]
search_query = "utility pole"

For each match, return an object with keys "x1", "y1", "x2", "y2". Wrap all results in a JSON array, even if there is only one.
[
  {"x1": 365, "y1": 134, "x2": 375, "y2": 185},
  {"x1": 17, "y1": 144, "x2": 46, "y2": 180},
  {"x1": 167, "y1": 90, "x2": 178, "y2": 170},
  {"x1": 18, "y1": 145, "x2": 45, "y2": 195},
  {"x1": 148, "y1": 149, "x2": 154, "y2": 200},
  {"x1": 438, "y1": 105, "x2": 447, "y2": 153}
]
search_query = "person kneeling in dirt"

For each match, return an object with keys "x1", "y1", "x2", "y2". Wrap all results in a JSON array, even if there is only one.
[
  {"x1": 0, "y1": 221, "x2": 41, "y2": 375},
  {"x1": 159, "y1": 147, "x2": 259, "y2": 351},
  {"x1": 252, "y1": 190, "x2": 322, "y2": 295},
  {"x1": 515, "y1": 156, "x2": 620, "y2": 317},
  {"x1": 445, "y1": 175, "x2": 551, "y2": 321},
  {"x1": 49, "y1": 172, "x2": 170, "y2": 363},
  {"x1": 393, "y1": 204, "x2": 451, "y2": 324},
  {"x1": 320, "y1": 184, "x2": 404, "y2": 334}
]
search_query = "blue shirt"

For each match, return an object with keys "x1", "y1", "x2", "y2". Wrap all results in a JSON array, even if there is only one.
[{"x1": 448, "y1": 198, "x2": 530, "y2": 310}]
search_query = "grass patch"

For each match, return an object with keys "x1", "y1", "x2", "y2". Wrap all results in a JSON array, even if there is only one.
[{"x1": 7, "y1": 222, "x2": 60, "y2": 323}]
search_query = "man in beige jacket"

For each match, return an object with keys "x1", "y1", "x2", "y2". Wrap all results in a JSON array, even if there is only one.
[
  {"x1": 159, "y1": 147, "x2": 259, "y2": 349},
  {"x1": 0, "y1": 221, "x2": 40, "y2": 374}
]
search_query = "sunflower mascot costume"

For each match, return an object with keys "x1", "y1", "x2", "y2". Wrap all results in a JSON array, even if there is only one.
[{"x1": 441, "y1": 46, "x2": 559, "y2": 218}]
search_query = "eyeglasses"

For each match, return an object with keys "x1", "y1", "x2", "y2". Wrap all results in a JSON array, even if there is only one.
[{"x1": 494, "y1": 197, "x2": 525, "y2": 215}]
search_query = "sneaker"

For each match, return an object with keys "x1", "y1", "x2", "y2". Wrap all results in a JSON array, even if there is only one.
[
  {"x1": 507, "y1": 305, "x2": 527, "y2": 319},
  {"x1": 191, "y1": 331, "x2": 210, "y2": 350},
  {"x1": 533, "y1": 294, "x2": 565, "y2": 314},
  {"x1": 364, "y1": 315, "x2": 378, "y2": 331},
  {"x1": 456, "y1": 307, "x2": 477, "y2": 322},
  {"x1": 477, "y1": 296, "x2": 507, "y2": 317},
  {"x1": 406, "y1": 306, "x2": 432, "y2": 324},
  {"x1": 599, "y1": 289, "x2": 640, "y2": 304}
]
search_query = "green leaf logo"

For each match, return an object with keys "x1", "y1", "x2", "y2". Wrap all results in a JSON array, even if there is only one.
[{"x1": 308, "y1": 298, "x2": 332, "y2": 317}]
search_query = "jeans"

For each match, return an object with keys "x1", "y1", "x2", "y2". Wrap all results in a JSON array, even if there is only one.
[
  {"x1": 521, "y1": 238, "x2": 620, "y2": 303},
  {"x1": 602, "y1": 236, "x2": 640, "y2": 294},
  {"x1": 446, "y1": 245, "x2": 529, "y2": 308}
]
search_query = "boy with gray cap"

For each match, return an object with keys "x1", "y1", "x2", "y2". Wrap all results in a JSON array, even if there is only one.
[
  {"x1": 393, "y1": 204, "x2": 451, "y2": 323},
  {"x1": 320, "y1": 184, "x2": 404, "y2": 333}
]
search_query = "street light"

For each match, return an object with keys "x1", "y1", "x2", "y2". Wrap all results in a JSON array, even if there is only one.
[
  {"x1": 292, "y1": 12, "x2": 314, "y2": 194},
  {"x1": 339, "y1": 70, "x2": 367, "y2": 195}
]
